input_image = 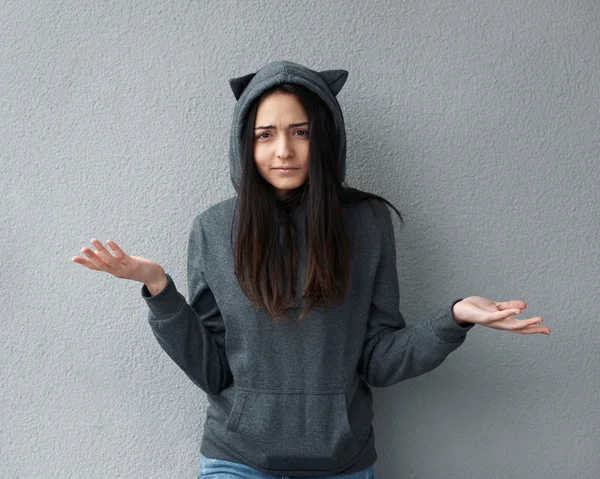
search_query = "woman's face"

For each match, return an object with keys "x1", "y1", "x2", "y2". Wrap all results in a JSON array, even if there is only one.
[{"x1": 253, "y1": 92, "x2": 310, "y2": 198}]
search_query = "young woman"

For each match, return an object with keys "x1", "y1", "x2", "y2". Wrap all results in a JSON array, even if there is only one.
[{"x1": 72, "y1": 60, "x2": 551, "y2": 478}]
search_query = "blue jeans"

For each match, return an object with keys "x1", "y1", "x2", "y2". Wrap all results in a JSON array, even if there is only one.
[{"x1": 198, "y1": 453, "x2": 374, "y2": 479}]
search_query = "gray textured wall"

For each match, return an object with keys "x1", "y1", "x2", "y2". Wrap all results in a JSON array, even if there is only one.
[{"x1": 2, "y1": 1, "x2": 598, "y2": 477}]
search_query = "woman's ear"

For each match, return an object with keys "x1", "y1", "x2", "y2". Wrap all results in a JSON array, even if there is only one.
[
  {"x1": 318, "y1": 69, "x2": 348, "y2": 97},
  {"x1": 229, "y1": 72, "x2": 256, "y2": 100}
]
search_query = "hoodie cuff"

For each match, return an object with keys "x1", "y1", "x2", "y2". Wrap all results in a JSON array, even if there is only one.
[
  {"x1": 141, "y1": 273, "x2": 186, "y2": 319},
  {"x1": 429, "y1": 298, "x2": 476, "y2": 343}
]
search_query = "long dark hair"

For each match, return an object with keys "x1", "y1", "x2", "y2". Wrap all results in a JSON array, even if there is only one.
[{"x1": 232, "y1": 83, "x2": 404, "y2": 323}]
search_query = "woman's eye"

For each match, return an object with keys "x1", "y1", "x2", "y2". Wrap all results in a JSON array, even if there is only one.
[{"x1": 256, "y1": 130, "x2": 308, "y2": 140}]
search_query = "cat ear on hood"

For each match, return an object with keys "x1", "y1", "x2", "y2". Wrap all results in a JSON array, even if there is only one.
[
  {"x1": 229, "y1": 72, "x2": 256, "y2": 100},
  {"x1": 318, "y1": 69, "x2": 348, "y2": 97}
]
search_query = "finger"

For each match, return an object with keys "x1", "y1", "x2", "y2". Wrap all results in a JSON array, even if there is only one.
[
  {"x1": 494, "y1": 300, "x2": 527, "y2": 311},
  {"x1": 513, "y1": 316, "x2": 544, "y2": 330},
  {"x1": 71, "y1": 255, "x2": 101, "y2": 271},
  {"x1": 515, "y1": 325, "x2": 551, "y2": 335},
  {"x1": 90, "y1": 238, "x2": 118, "y2": 266},
  {"x1": 106, "y1": 239, "x2": 126, "y2": 261},
  {"x1": 80, "y1": 246, "x2": 111, "y2": 271},
  {"x1": 486, "y1": 308, "x2": 522, "y2": 323}
]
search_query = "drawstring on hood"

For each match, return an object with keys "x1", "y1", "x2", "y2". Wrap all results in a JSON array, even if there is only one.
[{"x1": 227, "y1": 60, "x2": 349, "y2": 193}]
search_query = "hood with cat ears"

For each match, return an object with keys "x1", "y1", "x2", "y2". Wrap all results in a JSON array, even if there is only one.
[{"x1": 227, "y1": 60, "x2": 348, "y2": 193}]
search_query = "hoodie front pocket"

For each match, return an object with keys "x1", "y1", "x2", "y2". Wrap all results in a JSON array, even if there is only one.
[{"x1": 224, "y1": 387, "x2": 358, "y2": 471}]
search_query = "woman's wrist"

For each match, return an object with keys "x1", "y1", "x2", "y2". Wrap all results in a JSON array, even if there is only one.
[
  {"x1": 452, "y1": 299, "x2": 472, "y2": 326},
  {"x1": 145, "y1": 268, "x2": 168, "y2": 296}
]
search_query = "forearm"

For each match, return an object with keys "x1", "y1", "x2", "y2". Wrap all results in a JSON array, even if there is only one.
[
  {"x1": 142, "y1": 273, "x2": 232, "y2": 394},
  {"x1": 359, "y1": 302, "x2": 475, "y2": 387},
  {"x1": 148, "y1": 305, "x2": 233, "y2": 394}
]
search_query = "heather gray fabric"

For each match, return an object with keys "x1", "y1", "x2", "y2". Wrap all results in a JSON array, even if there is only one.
[{"x1": 142, "y1": 60, "x2": 475, "y2": 476}]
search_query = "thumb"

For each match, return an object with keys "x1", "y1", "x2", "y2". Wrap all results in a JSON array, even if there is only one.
[
  {"x1": 489, "y1": 308, "x2": 521, "y2": 321},
  {"x1": 494, "y1": 300, "x2": 526, "y2": 311}
]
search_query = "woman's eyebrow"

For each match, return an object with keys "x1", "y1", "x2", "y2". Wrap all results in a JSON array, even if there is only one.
[{"x1": 254, "y1": 122, "x2": 309, "y2": 130}]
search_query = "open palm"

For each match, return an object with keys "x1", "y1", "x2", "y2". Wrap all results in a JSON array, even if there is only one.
[
  {"x1": 454, "y1": 296, "x2": 551, "y2": 335},
  {"x1": 71, "y1": 238, "x2": 161, "y2": 284}
]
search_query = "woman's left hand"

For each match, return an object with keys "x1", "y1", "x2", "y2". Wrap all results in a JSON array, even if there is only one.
[{"x1": 452, "y1": 297, "x2": 551, "y2": 335}]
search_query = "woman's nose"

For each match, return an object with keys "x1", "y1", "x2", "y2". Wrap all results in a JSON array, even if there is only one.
[{"x1": 276, "y1": 136, "x2": 293, "y2": 158}]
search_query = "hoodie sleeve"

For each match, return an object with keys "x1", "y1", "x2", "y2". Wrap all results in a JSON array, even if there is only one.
[
  {"x1": 141, "y1": 215, "x2": 233, "y2": 395},
  {"x1": 357, "y1": 203, "x2": 475, "y2": 388}
]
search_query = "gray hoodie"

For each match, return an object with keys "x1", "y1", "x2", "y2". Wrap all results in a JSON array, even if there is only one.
[{"x1": 142, "y1": 60, "x2": 475, "y2": 476}]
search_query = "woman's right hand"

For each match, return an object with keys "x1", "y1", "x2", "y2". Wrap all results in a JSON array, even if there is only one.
[{"x1": 71, "y1": 238, "x2": 164, "y2": 285}]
